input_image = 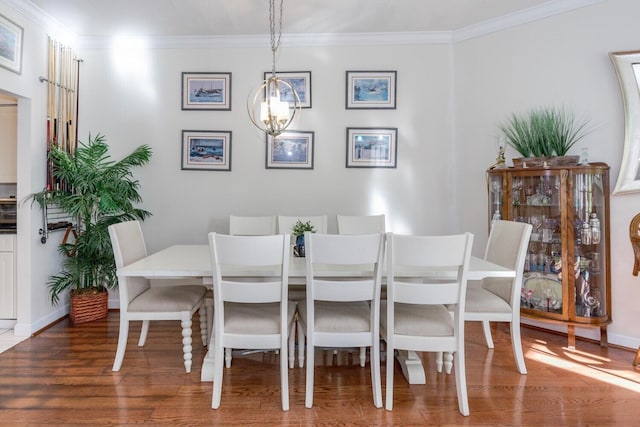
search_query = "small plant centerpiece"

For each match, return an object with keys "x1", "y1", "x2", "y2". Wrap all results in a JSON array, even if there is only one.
[
  {"x1": 27, "y1": 133, "x2": 152, "y2": 323},
  {"x1": 292, "y1": 219, "x2": 316, "y2": 257},
  {"x1": 500, "y1": 106, "x2": 590, "y2": 167}
]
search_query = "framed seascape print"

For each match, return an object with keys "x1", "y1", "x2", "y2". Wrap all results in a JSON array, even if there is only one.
[
  {"x1": 264, "y1": 71, "x2": 312, "y2": 108},
  {"x1": 346, "y1": 127, "x2": 397, "y2": 168},
  {"x1": 182, "y1": 72, "x2": 231, "y2": 110},
  {"x1": 266, "y1": 130, "x2": 314, "y2": 169},
  {"x1": 346, "y1": 70, "x2": 396, "y2": 109},
  {"x1": 182, "y1": 130, "x2": 232, "y2": 171},
  {"x1": 0, "y1": 14, "x2": 23, "y2": 74}
]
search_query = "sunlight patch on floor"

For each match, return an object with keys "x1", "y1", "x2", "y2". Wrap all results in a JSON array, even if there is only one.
[{"x1": 526, "y1": 345, "x2": 640, "y2": 393}]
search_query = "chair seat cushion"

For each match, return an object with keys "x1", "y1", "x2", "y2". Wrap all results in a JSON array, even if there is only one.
[
  {"x1": 381, "y1": 301, "x2": 453, "y2": 336},
  {"x1": 465, "y1": 286, "x2": 512, "y2": 314},
  {"x1": 298, "y1": 300, "x2": 370, "y2": 332},
  {"x1": 129, "y1": 285, "x2": 206, "y2": 312},
  {"x1": 224, "y1": 302, "x2": 297, "y2": 334}
]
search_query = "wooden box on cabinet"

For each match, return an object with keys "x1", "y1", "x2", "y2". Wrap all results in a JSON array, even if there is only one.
[{"x1": 487, "y1": 163, "x2": 611, "y2": 348}]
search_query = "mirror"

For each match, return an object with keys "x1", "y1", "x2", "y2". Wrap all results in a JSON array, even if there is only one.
[{"x1": 610, "y1": 50, "x2": 640, "y2": 195}]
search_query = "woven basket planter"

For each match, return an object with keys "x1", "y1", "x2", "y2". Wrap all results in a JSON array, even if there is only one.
[{"x1": 69, "y1": 287, "x2": 108, "y2": 324}]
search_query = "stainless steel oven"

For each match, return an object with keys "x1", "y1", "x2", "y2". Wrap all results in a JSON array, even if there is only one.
[{"x1": 0, "y1": 198, "x2": 17, "y2": 232}]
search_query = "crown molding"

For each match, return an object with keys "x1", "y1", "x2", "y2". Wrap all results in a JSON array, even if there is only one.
[
  {"x1": 8, "y1": 0, "x2": 605, "y2": 49},
  {"x1": 78, "y1": 31, "x2": 452, "y2": 50},
  {"x1": 453, "y1": 0, "x2": 606, "y2": 43}
]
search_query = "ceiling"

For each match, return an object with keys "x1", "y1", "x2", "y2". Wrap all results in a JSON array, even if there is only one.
[{"x1": 27, "y1": 0, "x2": 558, "y2": 38}]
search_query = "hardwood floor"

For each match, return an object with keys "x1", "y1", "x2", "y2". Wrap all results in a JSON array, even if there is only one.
[{"x1": 0, "y1": 312, "x2": 639, "y2": 426}]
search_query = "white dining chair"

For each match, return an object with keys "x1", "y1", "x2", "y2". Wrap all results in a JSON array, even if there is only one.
[
  {"x1": 336, "y1": 213, "x2": 386, "y2": 367},
  {"x1": 108, "y1": 220, "x2": 208, "y2": 373},
  {"x1": 208, "y1": 232, "x2": 295, "y2": 410},
  {"x1": 455, "y1": 220, "x2": 532, "y2": 374},
  {"x1": 226, "y1": 214, "x2": 286, "y2": 368},
  {"x1": 297, "y1": 232, "x2": 385, "y2": 408},
  {"x1": 337, "y1": 214, "x2": 386, "y2": 235},
  {"x1": 382, "y1": 232, "x2": 473, "y2": 415},
  {"x1": 277, "y1": 214, "x2": 328, "y2": 367},
  {"x1": 229, "y1": 215, "x2": 277, "y2": 236}
]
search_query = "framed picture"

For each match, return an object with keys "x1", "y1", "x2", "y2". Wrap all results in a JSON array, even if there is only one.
[
  {"x1": 266, "y1": 130, "x2": 314, "y2": 169},
  {"x1": 263, "y1": 71, "x2": 312, "y2": 108},
  {"x1": 181, "y1": 130, "x2": 232, "y2": 171},
  {"x1": 346, "y1": 127, "x2": 397, "y2": 168},
  {"x1": 0, "y1": 14, "x2": 23, "y2": 74},
  {"x1": 181, "y1": 72, "x2": 231, "y2": 110},
  {"x1": 346, "y1": 71, "x2": 397, "y2": 109}
]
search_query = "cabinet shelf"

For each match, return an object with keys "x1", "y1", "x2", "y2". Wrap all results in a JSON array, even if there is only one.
[{"x1": 488, "y1": 164, "x2": 611, "y2": 349}]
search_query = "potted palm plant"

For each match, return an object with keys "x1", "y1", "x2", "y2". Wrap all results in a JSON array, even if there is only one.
[
  {"x1": 500, "y1": 106, "x2": 590, "y2": 167},
  {"x1": 291, "y1": 219, "x2": 316, "y2": 257},
  {"x1": 27, "y1": 133, "x2": 152, "y2": 323}
]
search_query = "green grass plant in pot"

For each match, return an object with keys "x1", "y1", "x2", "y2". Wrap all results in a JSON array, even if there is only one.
[
  {"x1": 500, "y1": 106, "x2": 590, "y2": 166},
  {"x1": 292, "y1": 219, "x2": 316, "y2": 257},
  {"x1": 27, "y1": 133, "x2": 152, "y2": 323}
]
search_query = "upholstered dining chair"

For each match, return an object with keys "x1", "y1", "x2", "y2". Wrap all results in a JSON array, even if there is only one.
[
  {"x1": 208, "y1": 233, "x2": 294, "y2": 410},
  {"x1": 226, "y1": 215, "x2": 287, "y2": 368},
  {"x1": 229, "y1": 215, "x2": 277, "y2": 236},
  {"x1": 108, "y1": 220, "x2": 208, "y2": 373},
  {"x1": 436, "y1": 220, "x2": 532, "y2": 375},
  {"x1": 277, "y1": 214, "x2": 328, "y2": 367},
  {"x1": 382, "y1": 232, "x2": 473, "y2": 415},
  {"x1": 337, "y1": 214, "x2": 386, "y2": 235},
  {"x1": 462, "y1": 220, "x2": 532, "y2": 374},
  {"x1": 336, "y1": 213, "x2": 386, "y2": 367},
  {"x1": 297, "y1": 232, "x2": 385, "y2": 409}
]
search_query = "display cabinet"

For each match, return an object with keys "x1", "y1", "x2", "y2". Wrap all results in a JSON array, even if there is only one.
[{"x1": 487, "y1": 162, "x2": 611, "y2": 348}]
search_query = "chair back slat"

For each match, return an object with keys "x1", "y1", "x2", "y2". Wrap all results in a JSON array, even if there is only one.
[
  {"x1": 229, "y1": 215, "x2": 276, "y2": 236},
  {"x1": 337, "y1": 214, "x2": 385, "y2": 234},
  {"x1": 392, "y1": 279, "x2": 460, "y2": 305},
  {"x1": 306, "y1": 232, "x2": 383, "y2": 265},
  {"x1": 312, "y1": 279, "x2": 376, "y2": 302},
  {"x1": 221, "y1": 280, "x2": 283, "y2": 303},
  {"x1": 391, "y1": 233, "x2": 470, "y2": 268},
  {"x1": 387, "y1": 232, "x2": 473, "y2": 308}
]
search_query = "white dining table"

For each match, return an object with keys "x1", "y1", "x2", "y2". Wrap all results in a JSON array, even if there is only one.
[{"x1": 117, "y1": 244, "x2": 516, "y2": 384}]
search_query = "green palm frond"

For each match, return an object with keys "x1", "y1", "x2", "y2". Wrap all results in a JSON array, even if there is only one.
[{"x1": 26, "y1": 133, "x2": 152, "y2": 304}]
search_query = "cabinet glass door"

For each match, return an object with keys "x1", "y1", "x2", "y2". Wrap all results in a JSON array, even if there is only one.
[
  {"x1": 511, "y1": 172, "x2": 567, "y2": 319},
  {"x1": 572, "y1": 172, "x2": 608, "y2": 321}
]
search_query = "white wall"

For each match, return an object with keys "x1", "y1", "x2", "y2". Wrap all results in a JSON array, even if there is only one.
[
  {"x1": 455, "y1": 0, "x2": 640, "y2": 348},
  {"x1": 76, "y1": 42, "x2": 456, "y2": 253},
  {"x1": 0, "y1": 0, "x2": 66, "y2": 336}
]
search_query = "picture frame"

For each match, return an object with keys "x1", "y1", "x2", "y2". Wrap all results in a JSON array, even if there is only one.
[
  {"x1": 266, "y1": 130, "x2": 314, "y2": 169},
  {"x1": 181, "y1": 130, "x2": 232, "y2": 171},
  {"x1": 181, "y1": 72, "x2": 231, "y2": 110},
  {"x1": 346, "y1": 127, "x2": 397, "y2": 168},
  {"x1": 263, "y1": 71, "x2": 312, "y2": 108},
  {"x1": 345, "y1": 71, "x2": 397, "y2": 109},
  {"x1": 0, "y1": 14, "x2": 23, "y2": 75}
]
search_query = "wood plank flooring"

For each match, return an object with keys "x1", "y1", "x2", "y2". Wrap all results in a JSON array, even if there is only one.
[{"x1": 0, "y1": 311, "x2": 639, "y2": 426}]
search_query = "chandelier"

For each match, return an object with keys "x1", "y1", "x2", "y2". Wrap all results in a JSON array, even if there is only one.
[{"x1": 247, "y1": 0, "x2": 300, "y2": 137}]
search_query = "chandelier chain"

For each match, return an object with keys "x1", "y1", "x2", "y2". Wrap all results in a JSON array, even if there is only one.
[{"x1": 269, "y1": 0, "x2": 284, "y2": 76}]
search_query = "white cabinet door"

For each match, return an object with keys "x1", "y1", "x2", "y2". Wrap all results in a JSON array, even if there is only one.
[{"x1": 0, "y1": 236, "x2": 16, "y2": 319}]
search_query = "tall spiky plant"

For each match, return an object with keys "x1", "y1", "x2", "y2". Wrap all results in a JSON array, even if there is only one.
[
  {"x1": 28, "y1": 133, "x2": 152, "y2": 304},
  {"x1": 500, "y1": 106, "x2": 589, "y2": 158}
]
